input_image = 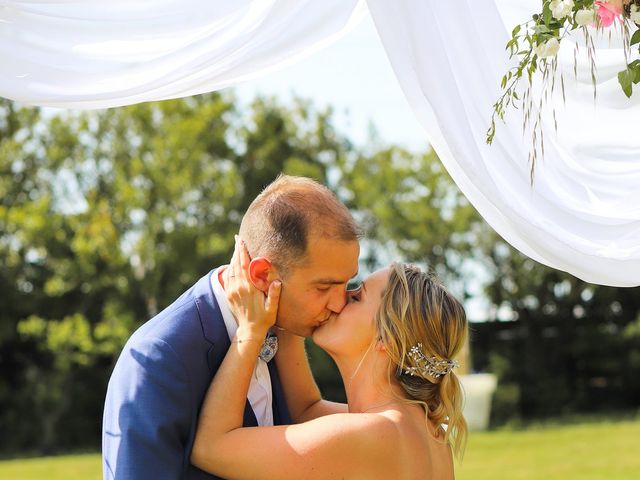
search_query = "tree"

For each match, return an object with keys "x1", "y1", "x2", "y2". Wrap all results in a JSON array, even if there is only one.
[
  {"x1": 471, "y1": 232, "x2": 640, "y2": 424},
  {"x1": 4, "y1": 90, "x2": 635, "y2": 454},
  {"x1": 0, "y1": 94, "x2": 356, "y2": 453},
  {"x1": 340, "y1": 142, "x2": 485, "y2": 302}
]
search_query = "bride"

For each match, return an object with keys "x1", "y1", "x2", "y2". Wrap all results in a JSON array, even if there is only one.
[{"x1": 190, "y1": 239, "x2": 468, "y2": 479}]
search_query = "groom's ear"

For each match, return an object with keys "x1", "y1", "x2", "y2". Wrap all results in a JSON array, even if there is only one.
[{"x1": 248, "y1": 257, "x2": 276, "y2": 293}]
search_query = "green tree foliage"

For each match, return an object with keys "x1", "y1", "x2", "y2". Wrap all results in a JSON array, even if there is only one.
[
  {"x1": 471, "y1": 234, "x2": 640, "y2": 425},
  {"x1": 1, "y1": 93, "x2": 472, "y2": 453},
  {"x1": 2, "y1": 92, "x2": 637, "y2": 454},
  {"x1": 341, "y1": 144, "x2": 484, "y2": 294},
  {"x1": 0, "y1": 93, "x2": 354, "y2": 453}
]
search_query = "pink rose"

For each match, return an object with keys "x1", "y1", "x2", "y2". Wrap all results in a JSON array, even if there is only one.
[{"x1": 594, "y1": 1, "x2": 623, "y2": 27}]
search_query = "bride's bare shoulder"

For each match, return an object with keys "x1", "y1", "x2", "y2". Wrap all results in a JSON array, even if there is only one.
[
  {"x1": 297, "y1": 412, "x2": 401, "y2": 455},
  {"x1": 308, "y1": 411, "x2": 399, "y2": 431}
]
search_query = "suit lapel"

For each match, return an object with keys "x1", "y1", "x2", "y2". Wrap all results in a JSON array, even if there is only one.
[
  {"x1": 194, "y1": 270, "x2": 258, "y2": 427},
  {"x1": 194, "y1": 271, "x2": 230, "y2": 364},
  {"x1": 267, "y1": 360, "x2": 292, "y2": 425}
]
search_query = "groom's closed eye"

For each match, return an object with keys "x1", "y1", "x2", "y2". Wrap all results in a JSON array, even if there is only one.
[
  {"x1": 314, "y1": 280, "x2": 347, "y2": 293},
  {"x1": 313, "y1": 270, "x2": 359, "y2": 291}
]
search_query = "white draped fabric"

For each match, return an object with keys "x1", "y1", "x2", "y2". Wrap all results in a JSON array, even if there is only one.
[
  {"x1": 1, "y1": 0, "x2": 639, "y2": 286},
  {"x1": 367, "y1": 0, "x2": 640, "y2": 287},
  {"x1": 0, "y1": 0, "x2": 366, "y2": 108}
]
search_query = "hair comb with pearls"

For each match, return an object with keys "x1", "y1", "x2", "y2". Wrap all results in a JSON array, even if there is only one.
[{"x1": 404, "y1": 343, "x2": 459, "y2": 379}]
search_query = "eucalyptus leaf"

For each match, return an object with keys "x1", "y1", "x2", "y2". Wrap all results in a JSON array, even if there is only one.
[
  {"x1": 618, "y1": 69, "x2": 634, "y2": 98},
  {"x1": 535, "y1": 25, "x2": 552, "y2": 34},
  {"x1": 543, "y1": 2, "x2": 552, "y2": 25},
  {"x1": 633, "y1": 64, "x2": 640, "y2": 84}
]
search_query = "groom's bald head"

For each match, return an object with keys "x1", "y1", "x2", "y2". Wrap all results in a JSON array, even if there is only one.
[{"x1": 239, "y1": 174, "x2": 361, "y2": 278}]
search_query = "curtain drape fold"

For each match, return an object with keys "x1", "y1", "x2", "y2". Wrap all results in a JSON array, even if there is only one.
[
  {"x1": 367, "y1": 0, "x2": 640, "y2": 286},
  {"x1": 0, "y1": 0, "x2": 366, "y2": 108},
  {"x1": 1, "y1": 0, "x2": 638, "y2": 286}
]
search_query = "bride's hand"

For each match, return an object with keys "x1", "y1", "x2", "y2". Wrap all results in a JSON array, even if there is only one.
[{"x1": 225, "y1": 236, "x2": 281, "y2": 338}]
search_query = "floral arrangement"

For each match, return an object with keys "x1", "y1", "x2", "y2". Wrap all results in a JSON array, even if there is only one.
[{"x1": 487, "y1": 0, "x2": 640, "y2": 180}]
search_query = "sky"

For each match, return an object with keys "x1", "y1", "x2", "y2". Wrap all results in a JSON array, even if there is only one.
[
  {"x1": 232, "y1": 13, "x2": 428, "y2": 152},
  {"x1": 230, "y1": 15, "x2": 494, "y2": 321}
]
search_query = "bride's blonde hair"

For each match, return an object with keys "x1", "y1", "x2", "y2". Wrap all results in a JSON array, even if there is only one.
[{"x1": 375, "y1": 263, "x2": 468, "y2": 458}]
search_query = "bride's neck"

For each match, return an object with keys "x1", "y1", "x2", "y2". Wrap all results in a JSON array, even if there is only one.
[{"x1": 334, "y1": 349, "x2": 405, "y2": 413}]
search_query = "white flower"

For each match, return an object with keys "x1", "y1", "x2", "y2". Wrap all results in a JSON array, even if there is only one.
[
  {"x1": 575, "y1": 8, "x2": 596, "y2": 26},
  {"x1": 550, "y1": 0, "x2": 575, "y2": 20},
  {"x1": 535, "y1": 37, "x2": 561, "y2": 58},
  {"x1": 631, "y1": 5, "x2": 640, "y2": 24}
]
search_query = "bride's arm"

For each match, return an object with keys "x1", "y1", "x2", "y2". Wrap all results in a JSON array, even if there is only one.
[
  {"x1": 192, "y1": 394, "x2": 385, "y2": 480},
  {"x1": 190, "y1": 309, "x2": 382, "y2": 479},
  {"x1": 274, "y1": 331, "x2": 347, "y2": 422},
  {"x1": 190, "y1": 239, "x2": 384, "y2": 479}
]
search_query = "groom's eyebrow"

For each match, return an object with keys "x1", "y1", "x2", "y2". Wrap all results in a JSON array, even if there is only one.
[
  {"x1": 313, "y1": 271, "x2": 359, "y2": 285},
  {"x1": 314, "y1": 279, "x2": 345, "y2": 285}
]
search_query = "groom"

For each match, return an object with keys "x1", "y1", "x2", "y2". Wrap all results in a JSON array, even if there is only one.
[{"x1": 102, "y1": 175, "x2": 361, "y2": 479}]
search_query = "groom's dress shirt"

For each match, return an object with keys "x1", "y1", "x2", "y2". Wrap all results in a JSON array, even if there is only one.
[{"x1": 210, "y1": 268, "x2": 274, "y2": 426}]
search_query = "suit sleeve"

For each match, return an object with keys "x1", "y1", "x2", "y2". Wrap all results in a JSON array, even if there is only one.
[{"x1": 102, "y1": 337, "x2": 193, "y2": 480}]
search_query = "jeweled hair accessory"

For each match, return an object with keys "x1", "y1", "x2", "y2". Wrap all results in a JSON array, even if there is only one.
[{"x1": 404, "y1": 343, "x2": 459, "y2": 379}]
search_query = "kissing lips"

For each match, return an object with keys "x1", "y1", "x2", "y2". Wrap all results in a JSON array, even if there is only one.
[
  {"x1": 315, "y1": 315, "x2": 331, "y2": 329},
  {"x1": 317, "y1": 313, "x2": 338, "y2": 327}
]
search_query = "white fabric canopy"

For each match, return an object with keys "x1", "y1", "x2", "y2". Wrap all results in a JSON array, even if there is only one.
[
  {"x1": 367, "y1": 0, "x2": 640, "y2": 287},
  {"x1": 0, "y1": 0, "x2": 366, "y2": 108},
  {"x1": 1, "y1": 0, "x2": 639, "y2": 286}
]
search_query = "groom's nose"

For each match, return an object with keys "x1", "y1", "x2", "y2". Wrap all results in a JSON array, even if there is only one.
[{"x1": 326, "y1": 287, "x2": 347, "y2": 314}]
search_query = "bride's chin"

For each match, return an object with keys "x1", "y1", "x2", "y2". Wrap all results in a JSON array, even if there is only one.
[
  {"x1": 312, "y1": 324, "x2": 334, "y2": 350},
  {"x1": 311, "y1": 326, "x2": 325, "y2": 347},
  {"x1": 311, "y1": 333, "x2": 339, "y2": 360}
]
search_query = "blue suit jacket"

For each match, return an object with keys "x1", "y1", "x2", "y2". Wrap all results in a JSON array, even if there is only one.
[{"x1": 102, "y1": 270, "x2": 291, "y2": 479}]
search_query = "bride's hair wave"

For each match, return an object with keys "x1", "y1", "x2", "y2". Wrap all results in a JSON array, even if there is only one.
[{"x1": 375, "y1": 263, "x2": 468, "y2": 458}]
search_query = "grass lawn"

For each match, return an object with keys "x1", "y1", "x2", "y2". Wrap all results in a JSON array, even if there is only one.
[
  {"x1": 0, "y1": 453, "x2": 100, "y2": 479},
  {"x1": 1, "y1": 419, "x2": 639, "y2": 479},
  {"x1": 456, "y1": 419, "x2": 640, "y2": 480}
]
